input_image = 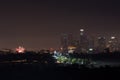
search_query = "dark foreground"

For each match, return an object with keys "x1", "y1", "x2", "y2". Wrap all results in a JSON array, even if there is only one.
[{"x1": 0, "y1": 63, "x2": 120, "y2": 80}]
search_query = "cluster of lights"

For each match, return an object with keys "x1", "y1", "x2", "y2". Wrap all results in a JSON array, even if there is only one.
[
  {"x1": 16, "y1": 46, "x2": 25, "y2": 53},
  {"x1": 53, "y1": 52, "x2": 94, "y2": 65},
  {"x1": 80, "y1": 29, "x2": 84, "y2": 35}
]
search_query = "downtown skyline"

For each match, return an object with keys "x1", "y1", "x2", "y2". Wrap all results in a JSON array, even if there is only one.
[{"x1": 0, "y1": 0, "x2": 120, "y2": 50}]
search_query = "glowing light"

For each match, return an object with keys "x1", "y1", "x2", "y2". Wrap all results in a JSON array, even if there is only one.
[
  {"x1": 89, "y1": 48, "x2": 93, "y2": 51},
  {"x1": 111, "y1": 36, "x2": 115, "y2": 39},
  {"x1": 68, "y1": 46, "x2": 76, "y2": 53},
  {"x1": 68, "y1": 46, "x2": 76, "y2": 50},
  {"x1": 16, "y1": 46, "x2": 25, "y2": 53},
  {"x1": 80, "y1": 29, "x2": 84, "y2": 32},
  {"x1": 54, "y1": 51, "x2": 57, "y2": 54},
  {"x1": 60, "y1": 47, "x2": 63, "y2": 50}
]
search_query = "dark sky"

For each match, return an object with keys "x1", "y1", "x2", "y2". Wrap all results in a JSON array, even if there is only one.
[{"x1": 0, "y1": 0, "x2": 120, "y2": 50}]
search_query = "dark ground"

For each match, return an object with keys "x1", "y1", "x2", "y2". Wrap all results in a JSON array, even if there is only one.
[{"x1": 0, "y1": 63, "x2": 119, "y2": 80}]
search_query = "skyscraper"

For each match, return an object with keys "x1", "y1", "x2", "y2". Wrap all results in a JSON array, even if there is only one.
[
  {"x1": 88, "y1": 36, "x2": 95, "y2": 53},
  {"x1": 97, "y1": 37, "x2": 106, "y2": 52},
  {"x1": 68, "y1": 33, "x2": 74, "y2": 46},
  {"x1": 79, "y1": 29, "x2": 89, "y2": 53},
  {"x1": 60, "y1": 34, "x2": 68, "y2": 53},
  {"x1": 107, "y1": 36, "x2": 119, "y2": 52},
  {"x1": 61, "y1": 33, "x2": 77, "y2": 53}
]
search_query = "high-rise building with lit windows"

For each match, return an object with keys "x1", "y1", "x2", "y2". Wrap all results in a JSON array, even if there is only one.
[
  {"x1": 79, "y1": 29, "x2": 89, "y2": 53},
  {"x1": 107, "y1": 36, "x2": 119, "y2": 52},
  {"x1": 61, "y1": 33, "x2": 77, "y2": 53},
  {"x1": 97, "y1": 37, "x2": 106, "y2": 52},
  {"x1": 88, "y1": 36, "x2": 95, "y2": 53}
]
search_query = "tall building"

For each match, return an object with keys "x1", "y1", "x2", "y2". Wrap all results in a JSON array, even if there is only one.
[
  {"x1": 107, "y1": 36, "x2": 119, "y2": 52},
  {"x1": 60, "y1": 34, "x2": 68, "y2": 53},
  {"x1": 61, "y1": 33, "x2": 77, "y2": 53},
  {"x1": 68, "y1": 33, "x2": 74, "y2": 46},
  {"x1": 97, "y1": 37, "x2": 106, "y2": 52},
  {"x1": 88, "y1": 36, "x2": 95, "y2": 52},
  {"x1": 79, "y1": 29, "x2": 89, "y2": 53}
]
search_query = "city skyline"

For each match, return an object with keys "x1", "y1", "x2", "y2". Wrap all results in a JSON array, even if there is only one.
[
  {"x1": 0, "y1": 0, "x2": 120, "y2": 50},
  {"x1": 0, "y1": 28, "x2": 119, "y2": 51}
]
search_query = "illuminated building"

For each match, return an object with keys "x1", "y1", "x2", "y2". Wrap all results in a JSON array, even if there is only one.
[
  {"x1": 61, "y1": 33, "x2": 77, "y2": 53},
  {"x1": 61, "y1": 33, "x2": 78, "y2": 53},
  {"x1": 68, "y1": 46, "x2": 76, "y2": 53},
  {"x1": 97, "y1": 37, "x2": 106, "y2": 52},
  {"x1": 107, "y1": 36, "x2": 119, "y2": 52},
  {"x1": 88, "y1": 36, "x2": 95, "y2": 53},
  {"x1": 79, "y1": 29, "x2": 89, "y2": 53},
  {"x1": 80, "y1": 29, "x2": 84, "y2": 35}
]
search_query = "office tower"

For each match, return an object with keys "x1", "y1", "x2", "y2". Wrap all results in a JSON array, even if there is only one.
[
  {"x1": 79, "y1": 29, "x2": 89, "y2": 53},
  {"x1": 60, "y1": 34, "x2": 68, "y2": 53},
  {"x1": 61, "y1": 33, "x2": 77, "y2": 53},
  {"x1": 88, "y1": 36, "x2": 95, "y2": 53},
  {"x1": 68, "y1": 33, "x2": 74, "y2": 46},
  {"x1": 67, "y1": 33, "x2": 77, "y2": 53},
  {"x1": 97, "y1": 37, "x2": 106, "y2": 52},
  {"x1": 108, "y1": 36, "x2": 119, "y2": 52}
]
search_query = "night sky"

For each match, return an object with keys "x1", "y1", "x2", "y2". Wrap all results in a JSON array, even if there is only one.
[{"x1": 0, "y1": 0, "x2": 120, "y2": 50}]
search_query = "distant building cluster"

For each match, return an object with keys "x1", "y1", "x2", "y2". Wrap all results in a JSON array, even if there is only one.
[
  {"x1": 60, "y1": 29, "x2": 120, "y2": 54},
  {"x1": 0, "y1": 29, "x2": 119, "y2": 54}
]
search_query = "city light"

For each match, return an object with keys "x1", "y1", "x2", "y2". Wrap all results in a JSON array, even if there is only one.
[
  {"x1": 54, "y1": 50, "x2": 57, "y2": 54},
  {"x1": 80, "y1": 29, "x2": 84, "y2": 32},
  {"x1": 68, "y1": 46, "x2": 76, "y2": 53},
  {"x1": 89, "y1": 48, "x2": 93, "y2": 51},
  {"x1": 111, "y1": 36, "x2": 115, "y2": 39},
  {"x1": 16, "y1": 46, "x2": 25, "y2": 53}
]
